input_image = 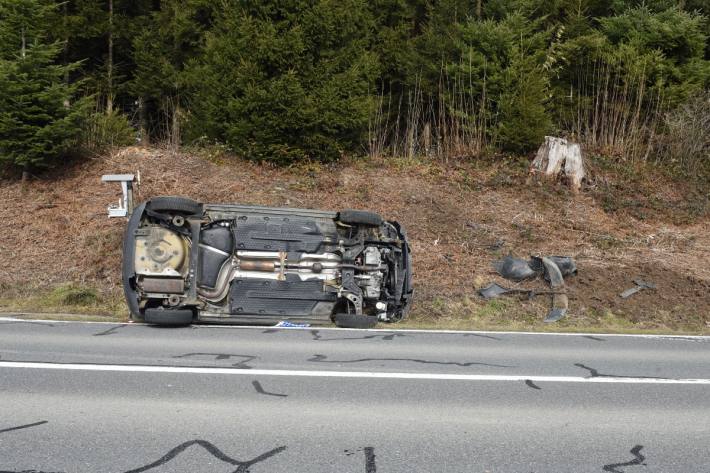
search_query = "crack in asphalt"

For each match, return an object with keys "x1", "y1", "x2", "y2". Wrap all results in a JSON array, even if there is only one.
[
  {"x1": 93, "y1": 325, "x2": 126, "y2": 336},
  {"x1": 462, "y1": 333, "x2": 502, "y2": 340},
  {"x1": 364, "y1": 447, "x2": 377, "y2": 473},
  {"x1": 122, "y1": 440, "x2": 286, "y2": 473},
  {"x1": 380, "y1": 333, "x2": 405, "y2": 341},
  {"x1": 0, "y1": 421, "x2": 58, "y2": 473},
  {"x1": 308, "y1": 354, "x2": 513, "y2": 368},
  {"x1": 172, "y1": 353, "x2": 258, "y2": 369},
  {"x1": 343, "y1": 448, "x2": 377, "y2": 472},
  {"x1": 574, "y1": 363, "x2": 669, "y2": 380},
  {"x1": 0, "y1": 421, "x2": 48, "y2": 434},
  {"x1": 0, "y1": 427, "x2": 285, "y2": 473},
  {"x1": 582, "y1": 335, "x2": 606, "y2": 342},
  {"x1": 310, "y1": 330, "x2": 406, "y2": 342},
  {"x1": 602, "y1": 445, "x2": 646, "y2": 472},
  {"x1": 252, "y1": 380, "x2": 287, "y2": 397},
  {"x1": 524, "y1": 379, "x2": 541, "y2": 390}
]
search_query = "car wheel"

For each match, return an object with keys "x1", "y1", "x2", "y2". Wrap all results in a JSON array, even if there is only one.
[
  {"x1": 337, "y1": 209, "x2": 383, "y2": 226},
  {"x1": 144, "y1": 308, "x2": 194, "y2": 326},
  {"x1": 147, "y1": 196, "x2": 202, "y2": 215},
  {"x1": 334, "y1": 313, "x2": 379, "y2": 329},
  {"x1": 123, "y1": 202, "x2": 146, "y2": 322}
]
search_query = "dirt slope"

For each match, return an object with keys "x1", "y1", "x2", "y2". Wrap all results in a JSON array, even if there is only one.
[{"x1": 1, "y1": 146, "x2": 708, "y2": 332}]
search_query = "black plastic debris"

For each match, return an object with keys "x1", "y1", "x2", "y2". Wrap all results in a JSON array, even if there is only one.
[
  {"x1": 492, "y1": 256, "x2": 540, "y2": 281},
  {"x1": 484, "y1": 254, "x2": 576, "y2": 323},
  {"x1": 479, "y1": 283, "x2": 560, "y2": 301},
  {"x1": 620, "y1": 279, "x2": 656, "y2": 299},
  {"x1": 478, "y1": 283, "x2": 533, "y2": 300},
  {"x1": 529, "y1": 256, "x2": 577, "y2": 280},
  {"x1": 541, "y1": 256, "x2": 568, "y2": 323},
  {"x1": 479, "y1": 283, "x2": 512, "y2": 299}
]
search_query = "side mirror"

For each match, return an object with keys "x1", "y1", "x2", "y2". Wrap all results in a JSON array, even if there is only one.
[{"x1": 101, "y1": 173, "x2": 139, "y2": 218}]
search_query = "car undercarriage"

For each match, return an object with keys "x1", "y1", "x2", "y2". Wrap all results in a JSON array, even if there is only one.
[{"x1": 122, "y1": 196, "x2": 413, "y2": 327}]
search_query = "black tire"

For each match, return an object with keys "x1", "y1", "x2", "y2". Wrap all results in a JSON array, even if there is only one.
[
  {"x1": 338, "y1": 209, "x2": 383, "y2": 226},
  {"x1": 123, "y1": 203, "x2": 146, "y2": 322},
  {"x1": 147, "y1": 196, "x2": 202, "y2": 215},
  {"x1": 334, "y1": 313, "x2": 378, "y2": 329},
  {"x1": 144, "y1": 308, "x2": 194, "y2": 326}
]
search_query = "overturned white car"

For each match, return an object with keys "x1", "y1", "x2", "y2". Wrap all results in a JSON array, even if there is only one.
[{"x1": 117, "y1": 194, "x2": 413, "y2": 328}]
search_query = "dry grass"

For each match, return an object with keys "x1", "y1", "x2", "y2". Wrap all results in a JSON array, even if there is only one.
[
  {"x1": 0, "y1": 282, "x2": 125, "y2": 318},
  {"x1": 0, "y1": 146, "x2": 708, "y2": 333}
]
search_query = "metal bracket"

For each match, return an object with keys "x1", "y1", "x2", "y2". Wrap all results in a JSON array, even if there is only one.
[{"x1": 101, "y1": 173, "x2": 139, "y2": 218}]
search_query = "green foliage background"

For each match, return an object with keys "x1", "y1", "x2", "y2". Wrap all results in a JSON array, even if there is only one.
[{"x1": 0, "y1": 0, "x2": 708, "y2": 168}]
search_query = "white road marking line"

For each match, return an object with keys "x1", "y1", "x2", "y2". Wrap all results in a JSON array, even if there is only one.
[
  {"x1": 1, "y1": 361, "x2": 709, "y2": 385},
  {"x1": 0, "y1": 316, "x2": 708, "y2": 339},
  {"x1": 222, "y1": 326, "x2": 710, "y2": 340}
]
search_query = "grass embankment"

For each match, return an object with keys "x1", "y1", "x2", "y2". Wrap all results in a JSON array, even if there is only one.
[
  {"x1": 1, "y1": 146, "x2": 708, "y2": 334},
  {"x1": 0, "y1": 285, "x2": 707, "y2": 334}
]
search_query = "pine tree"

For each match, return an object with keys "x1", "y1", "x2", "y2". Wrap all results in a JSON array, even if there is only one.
[
  {"x1": 186, "y1": 0, "x2": 379, "y2": 163},
  {"x1": 0, "y1": 0, "x2": 88, "y2": 176},
  {"x1": 131, "y1": 0, "x2": 215, "y2": 146}
]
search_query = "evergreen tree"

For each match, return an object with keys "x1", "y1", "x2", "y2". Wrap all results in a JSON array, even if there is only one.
[
  {"x1": 185, "y1": 0, "x2": 379, "y2": 163},
  {"x1": 600, "y1": 6, "x2": 709, "y2": 103},
  {"x1": 131, "y1": 0, "x2": 214, "y2": 144},
  {"x1": 0, "y1": 0, "x2": 88, "y2": 175},
  {"x1": 0, "y1": 0, "x2": 707, "y2": 169},
  {"x1": 445, "y1": 13, "x2": 553, "y2": 152}
]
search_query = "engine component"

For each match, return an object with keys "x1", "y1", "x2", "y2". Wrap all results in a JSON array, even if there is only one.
[
  {"x1": 363, "y1": 246, "x2": 381, "y2": 266},
  {"x1": 357, "y1": 273, "x2": 383, "y2": 299},
  {"x1": 134, "y1": 226, "x2": 187, "y2": 277},
  {"x1": 357, "y1": 246, "x2": 384, "y2": 300}
]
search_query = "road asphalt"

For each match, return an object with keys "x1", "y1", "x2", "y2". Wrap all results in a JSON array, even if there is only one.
[{"x1": 0, "y1": 317, "x2": 708, "y2": 472}]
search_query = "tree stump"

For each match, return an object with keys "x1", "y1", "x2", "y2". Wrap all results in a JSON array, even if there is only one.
[{"x1": 529, "y1": 136, "x2": 586, "y2": 192}]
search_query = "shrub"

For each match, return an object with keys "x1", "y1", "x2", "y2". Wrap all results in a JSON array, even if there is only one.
[
  {"x1": 82, "y1": 108, "x2": 136, "y2": 153},
  {"x1": 658, "y1": 90, "x2": 710, "y2": 176}
]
